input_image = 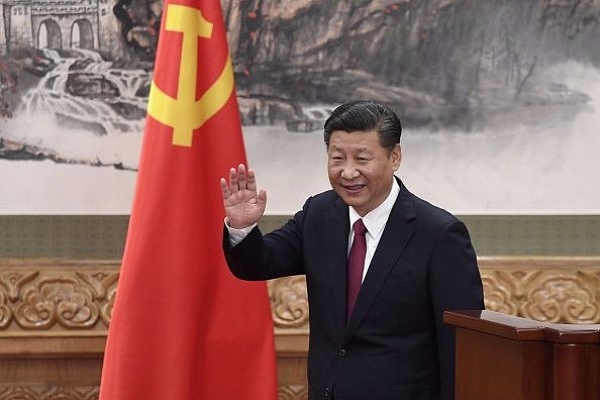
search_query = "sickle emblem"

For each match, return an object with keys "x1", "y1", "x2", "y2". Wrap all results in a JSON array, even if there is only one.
[{"x1": 147, "y1": 4, "x2": 234, "y2": 147}]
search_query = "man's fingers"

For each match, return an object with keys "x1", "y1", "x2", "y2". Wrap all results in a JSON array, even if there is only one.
[
  {"x1": 246, "y1": 168, "x2": 257, "y2": 191},
  {"x1": 258, "y1": 189, "x2": 267, "y2": 203},
  {"x1": 228, "y1": 167, "x2": 239, "y2": 193},
  {"x1": 220, "y1": 178, "x2": 231, "y2": 200},
  {"x1": 223, "y1": 164, "x2": 259, "y2": 198},
  {"x1": 236, "y1": 163, "x2": 247, "y2": 190}
]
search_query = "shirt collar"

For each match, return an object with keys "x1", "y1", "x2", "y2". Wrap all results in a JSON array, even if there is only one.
[{"x1": 349, "y1": 178, "x2": 400, "y2": 239}]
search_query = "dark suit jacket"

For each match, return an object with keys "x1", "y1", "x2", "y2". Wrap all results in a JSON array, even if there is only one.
[{"x1": 223, "y1": 179, "x2": 484, "y2": 400}]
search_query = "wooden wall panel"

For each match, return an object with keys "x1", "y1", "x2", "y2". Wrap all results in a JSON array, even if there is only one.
[{"x1": 0, "y1": 257, "x2": 598, "y2": 400}]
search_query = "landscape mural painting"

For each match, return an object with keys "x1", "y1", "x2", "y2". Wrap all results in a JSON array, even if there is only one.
[{"x1": 0, "y1": 0, "x2": 599, "y2": 215}]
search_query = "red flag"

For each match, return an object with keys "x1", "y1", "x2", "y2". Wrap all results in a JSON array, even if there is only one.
[{"x1": 99, "y1": 1, "x2": 278, "y2": 399}]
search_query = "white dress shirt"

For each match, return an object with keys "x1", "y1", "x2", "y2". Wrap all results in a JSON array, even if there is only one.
[{"x1": 348, "y1": 179, "x2": 400, "y2": 282}]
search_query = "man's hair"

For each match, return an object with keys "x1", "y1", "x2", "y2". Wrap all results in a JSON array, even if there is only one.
[{"x1": 323, "y1": 99, "x2": 402, "y2": 150}]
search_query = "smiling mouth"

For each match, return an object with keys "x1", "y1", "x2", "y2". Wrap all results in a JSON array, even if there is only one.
[{"x1": 344, "y1": 184, "x2": 366, "y2": 194}]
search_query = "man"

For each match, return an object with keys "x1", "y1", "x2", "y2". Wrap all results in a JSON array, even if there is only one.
[{"x1": 220, "y1": 99, "x2": 484, "y2": 400}]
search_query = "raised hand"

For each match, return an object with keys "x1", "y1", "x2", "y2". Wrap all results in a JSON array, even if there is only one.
[{"x1": 220, "y1": 164, "x2": 267, "y2": 229}]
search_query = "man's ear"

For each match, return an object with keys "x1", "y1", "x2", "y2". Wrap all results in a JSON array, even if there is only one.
[{"x1": 392, "y1": 144, "x2": 402, "y2": 171}]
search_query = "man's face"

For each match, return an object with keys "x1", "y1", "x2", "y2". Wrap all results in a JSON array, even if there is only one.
[{"x1": 327, "y1": 130, "x2": 401, "y2": 216}]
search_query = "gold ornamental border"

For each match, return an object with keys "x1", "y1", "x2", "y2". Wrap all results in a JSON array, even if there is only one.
[{"x1": 0, "y1": 257, "x2": 599, "y2": 337}]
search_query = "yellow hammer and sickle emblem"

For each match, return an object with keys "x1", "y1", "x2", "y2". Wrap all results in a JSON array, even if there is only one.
[{"x1": 147, "y1": 5, "x2": 234, "y2": 147}]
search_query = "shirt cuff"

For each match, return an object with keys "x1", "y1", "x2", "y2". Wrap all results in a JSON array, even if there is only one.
[{"x1": 224, "y1": 217, "x2": 258, "y2": 246}]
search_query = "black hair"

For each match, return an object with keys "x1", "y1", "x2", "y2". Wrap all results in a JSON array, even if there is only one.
[{"x1": 323, "y1": 99, "x2": 402, "y2": 150}]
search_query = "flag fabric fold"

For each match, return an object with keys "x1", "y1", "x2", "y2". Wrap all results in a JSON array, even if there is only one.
[{"x1": 99, "y1": 1, "x2": 278, "y2": 399}]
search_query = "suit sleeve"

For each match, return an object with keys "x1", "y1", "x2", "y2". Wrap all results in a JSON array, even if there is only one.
[
  {"x1": 222, "y1": 205, "x2": 308, "y2": 281},
  {"x1": 429, "y1": 220, "x2": 484, "y2": 400}
]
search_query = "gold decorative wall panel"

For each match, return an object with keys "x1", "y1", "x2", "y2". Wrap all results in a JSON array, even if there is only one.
[
  {"x1": 0, "y1": 257, "x2": 599, "y2": 400},
  {"x1": 480, "y1": 257, "x2": 600, "y2": 323}
]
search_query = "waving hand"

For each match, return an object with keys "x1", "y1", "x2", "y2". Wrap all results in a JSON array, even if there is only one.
[{"x1": 220, "y1": 164, "x2": 267, "y2": 229}]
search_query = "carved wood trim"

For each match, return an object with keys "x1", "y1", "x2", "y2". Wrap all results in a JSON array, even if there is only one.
[
  {"x1": 0, "y1": 257, "x2": 599, "y2": 400},
  {"x1": 478, "y1": 257, "x2": 600, "y2": 323},
  {"x1": 1, "y1": 257, "x2": 599, "y2": 338},
  {"x1": 0, "y1": 259, "x2": 118, "y2": 335}
]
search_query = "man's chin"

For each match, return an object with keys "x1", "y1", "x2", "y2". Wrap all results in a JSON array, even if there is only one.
[{"x1": 338, "y1": 194, "x2": 364, "y2": 209}]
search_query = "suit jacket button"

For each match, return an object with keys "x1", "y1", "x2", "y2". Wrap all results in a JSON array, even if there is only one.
[
  {"x1": 338, "y1": 348, "x2": 346, "y2": 356},
  {"x1": 324, "y1": 387, "x2": 331, "y2": 397}
]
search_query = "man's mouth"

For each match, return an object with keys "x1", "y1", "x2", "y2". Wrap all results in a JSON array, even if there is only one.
[{"x1": 343, "y1": 184, "x2": 366, "y2": 194}]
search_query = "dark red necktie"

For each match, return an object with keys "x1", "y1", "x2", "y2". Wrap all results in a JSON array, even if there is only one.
[{"x1": 347, "y1": 219, "x2": 367, "y2": 322}]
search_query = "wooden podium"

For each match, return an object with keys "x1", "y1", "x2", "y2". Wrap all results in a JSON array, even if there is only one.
[{"x1": 444, "y1": 310, "x2": 600, "y2": 400}]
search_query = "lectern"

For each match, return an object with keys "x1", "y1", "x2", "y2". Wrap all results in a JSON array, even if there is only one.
[{"x1": 444, "y1": 310, "x2": 600, "y2": 400}]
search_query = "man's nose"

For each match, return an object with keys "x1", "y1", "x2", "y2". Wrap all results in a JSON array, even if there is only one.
[{"x1": 341, "y1": 163, "x2": 360, "y2": 179}]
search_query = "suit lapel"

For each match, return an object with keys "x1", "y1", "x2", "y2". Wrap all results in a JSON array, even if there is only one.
[
  {"x1": 323, "y1": 196, "x2": 351, "y2": 331},
  {"x1": 345, "y1": 183, "x2": 416, "y2": 337}
]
